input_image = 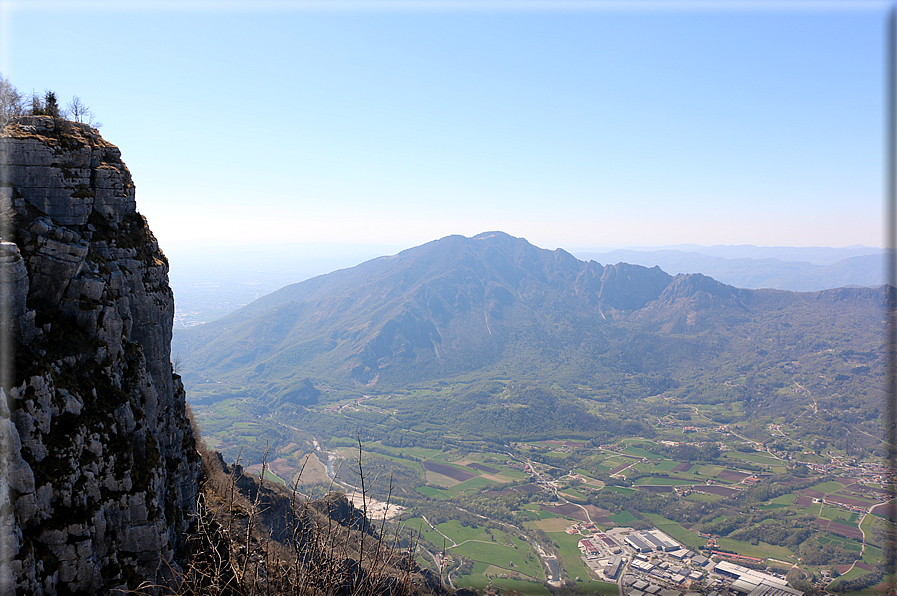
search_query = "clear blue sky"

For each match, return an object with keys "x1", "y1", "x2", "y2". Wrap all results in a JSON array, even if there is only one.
[{"x1": 0, "y1": 1, "x2": 888, "y2": 253}]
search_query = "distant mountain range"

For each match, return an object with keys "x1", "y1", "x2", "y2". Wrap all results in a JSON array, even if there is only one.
[
  {"x1": 575, "y1": 247, "x2": 883, "y2": 292},
  {"x1": 168, "y1": 242, "x2": 883, "y2": 328},
  {"x1": 174, "y1": 232, "x2": 888, "y2": 446}
]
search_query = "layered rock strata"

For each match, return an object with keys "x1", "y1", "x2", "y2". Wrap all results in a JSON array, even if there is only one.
[{"x1": 0, "y1": 116, "x2": 200, "y2": 594}]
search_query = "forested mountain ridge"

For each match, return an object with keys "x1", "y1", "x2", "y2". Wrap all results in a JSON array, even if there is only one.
[
  {"x1": 174, "y1": 232, "x2": 889, "y2": 458},
  {"x1": 174, "y1": 231, "x2": 682, "y2": 386}
]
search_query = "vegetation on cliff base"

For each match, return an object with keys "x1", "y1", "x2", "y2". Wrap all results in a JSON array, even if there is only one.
[{"x1": 168, "y1": 429, "x2": 451, "y2": 596}]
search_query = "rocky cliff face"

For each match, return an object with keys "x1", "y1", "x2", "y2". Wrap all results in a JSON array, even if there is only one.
[{"x1": 0, "y1": 116, "x2": 200, "y2": 594}]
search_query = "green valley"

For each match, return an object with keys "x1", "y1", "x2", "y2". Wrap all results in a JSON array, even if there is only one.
[{"x1": 178, "y1": 232, "x2": 894, "y2": 594}]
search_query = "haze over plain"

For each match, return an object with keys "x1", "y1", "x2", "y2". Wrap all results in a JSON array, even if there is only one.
[{"x1": 0, "y1": 1, "x2": 885, "y2": 271}]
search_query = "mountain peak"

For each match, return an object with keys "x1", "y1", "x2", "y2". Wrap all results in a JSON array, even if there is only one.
[{"x1": 174, "y1": 233, "x2": 698, "y2": 390}]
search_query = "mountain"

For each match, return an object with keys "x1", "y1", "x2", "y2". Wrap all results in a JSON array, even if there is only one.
[
  {"x1": 174, "y1": 232, "x2": 888, "y2": 452},
  {"x1": 174, "y1": 232, "x2": 675, "y2": 389},
  {"x1": 164, "y1": 242, "x2": 882, "y2": 327},
  {"x1": 626, "y1": 243, "x2": 880, "y2": 264},
  {"x1": 574, "y1": 247, "x2": 884, "y2": 292}
]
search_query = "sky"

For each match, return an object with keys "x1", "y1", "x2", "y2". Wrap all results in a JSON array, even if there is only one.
[{"x1": 0, "y1": 0, "x2": 890, "y2": 257}]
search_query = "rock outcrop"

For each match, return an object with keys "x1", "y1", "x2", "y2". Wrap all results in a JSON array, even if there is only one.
[{"x1": 0, "y1": 116, "x2": 200, "y2": 594}]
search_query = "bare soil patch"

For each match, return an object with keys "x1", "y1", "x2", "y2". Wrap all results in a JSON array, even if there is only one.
[
  {"x1": 487, "y1": 483, "x2": 542, "y2": 497},
  {"x1": 813, "y1": 519, "x2": 863, "y2": 540},
  {"x1": 870, "y1": 502, "x2": 897, "y2": 517},
  {"x1": 671, "y1": 462, "x2": 693, "y2": 473},
  {"x1": 532, "y1": 517, "x2": 577, "y2": 532},
  {"x1": 422, "y1": 461, "x2": 476, "y2": 482},
  {"x1": 834, "y1": 565, "x2": 853, "y2": 575},
  {"x1": 541, "y1": 503, "x2": 590, "y2": 522},
  {"x1": 826, "y1": 494, "x2": 877, "y2": 508},
  {"x1": 578, "y1": 504, "x2": 611, "y2": 519},
  {"x1": 638, "y1": 485, "x2": 674, "y2": 493},
  {"x1": 467, "y1": 462, "x2": 500, "y2": 474},
  {"x1": 717, "y1": 470, "x2": 752, "y2": 483},
  {"x1": 513, "y1": 483, "x2": 543, "y2": 494}
]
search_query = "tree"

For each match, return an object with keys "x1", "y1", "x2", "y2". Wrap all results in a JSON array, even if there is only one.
[
  {"x1": 65, "y1": 95, "x2": 102, "y2": 128},
  {"x1": 44, "y1": 90, "x2": 60, "y2": 118},
  {"x1": 66, "y1": 95, "x2": 89, "y2": 122},
  {"x1": 30, "y1": 91, "x2": 44, "y2": 115},
  {"x1": 0, "y1": 74, "x2": 25, "y2": 125}
]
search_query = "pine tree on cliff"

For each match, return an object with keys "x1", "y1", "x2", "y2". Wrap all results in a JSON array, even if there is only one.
[{"x1": 43, "y1": 91, "x2": 59, "y2": 118}]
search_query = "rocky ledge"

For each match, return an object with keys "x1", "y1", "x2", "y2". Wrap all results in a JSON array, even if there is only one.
[{"x1": 1, "y1": 116, "x2": 200, "y2": 594}]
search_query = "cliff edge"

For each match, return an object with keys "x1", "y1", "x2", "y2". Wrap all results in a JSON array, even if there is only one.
[{"x1": 0, "y1": 116, "x2": 200, "y2": 594}]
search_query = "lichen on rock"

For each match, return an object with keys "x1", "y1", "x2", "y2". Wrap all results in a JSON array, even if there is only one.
[{"x1": 1, "y1": 116, "x2": 200, "y2": 594}]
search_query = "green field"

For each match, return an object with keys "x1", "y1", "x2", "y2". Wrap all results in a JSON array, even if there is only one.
[
  {"x1": 560, "y1": 487, "x2": 588, "y2": 500},
  {"x1": 435, "y1": 520, "x2": 494, "y2": 544},
  {"x1": 716, "y1": 537, "x2": 796, "y2": 560},
  {"x1": 623, "y1": 446, "x2": 664, "y2": 459},
  {"x1": 433, "y1": 476, "x2": 498, "y2": 499},
  {"x1": 436, "y1": 523, "x2": 548, "y2": 593},
  {"x1": 521, "y1": 506, "x2": 556, "y2": 520},
  {"x1": 609, "y1": 511, "x2": 638, "y2": 524},
  {"x1": 862, "y1": 544, "x2": 883, "y2": 566},
  {"x1": 819, "y1": 507, "x2": 859, "y2": 526},
  {"x1": 818, "y1": 534, "x2": 862, "y2": 552},
  {"x1": 450, "y1": 537, "x2": 543, "y2": 580},
  {"x1": 600, "y1": 457, "x2": 632, "y2": 469},
  {"x1": 651, "y1": 459, "x2": 679, "y2": 472},
  {"x1": 416, "y1": 486, "x2": 449, "y2": 499},
  {"x1": 771, "y1": 493, "x2": 797, "y2": 505},
  {"x1": 454, "y1": 563, "x2": 551, "y2": 596},
  {"x1": 633, "y1": 477, "x2": 695, "y2": 486},
  {"x1": 725, "y1": 452, "x2": 781, "y2": 466},
  {"x1": 827, "y1": 566, "x2": 883, "y2": 595},
  {"x1": 811, "y1": 480, "x2": 852, "y2": 494},
  {"x1": 262, "y1": 468, "x2": 286, "y2": 485}
]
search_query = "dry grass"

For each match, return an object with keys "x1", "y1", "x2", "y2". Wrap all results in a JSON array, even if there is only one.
[{"x1": 155, "y1": 438, "x2": 445, "y2": 596}]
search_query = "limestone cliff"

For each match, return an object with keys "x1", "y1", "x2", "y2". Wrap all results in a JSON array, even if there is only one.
[{"x1": 0, "y1": 116, "x2": 200, "y2": 594}]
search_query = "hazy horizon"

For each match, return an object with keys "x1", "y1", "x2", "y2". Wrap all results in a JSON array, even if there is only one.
[{"x1": 1, "y1": 2, "x2": 887, "y2": 253}]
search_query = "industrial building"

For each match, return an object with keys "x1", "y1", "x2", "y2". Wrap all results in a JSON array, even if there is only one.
[
  {"x1": 714, "y1": 561, "x2": 803, "y2": 596},
  {"x1": 605, "y1": 556, "x2": 624, "y2": 579},
  {"x1": 625, "y1": 534, "x2": 655, "y2": 553},
  {"x1": 625, "y1": 529, "x2": 680, "y2": 553}
]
